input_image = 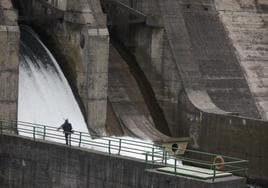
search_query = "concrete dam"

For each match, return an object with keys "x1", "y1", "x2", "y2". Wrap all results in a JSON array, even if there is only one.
[{"x1": 0, "y1": 0, "x2": 268, "y2": 187}]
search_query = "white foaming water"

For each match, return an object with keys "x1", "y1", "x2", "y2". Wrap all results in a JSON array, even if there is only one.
[
  {"x1": 18, "y1": 26, "x2": 88, "y2": 133},
  {"x1": 17, "y1": 26, "x2": 181, "y2": 165}
]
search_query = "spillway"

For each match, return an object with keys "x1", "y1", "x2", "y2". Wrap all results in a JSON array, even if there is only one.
[
  {"x1": 18, "y1": 25, "x2": 88, "y2": 133},
  {"x1": 17, "y1": 25, "x2": 162, "y2": 161}
]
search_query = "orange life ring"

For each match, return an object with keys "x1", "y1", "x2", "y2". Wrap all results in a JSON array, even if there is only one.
[{"x1": 213, "y1": 155, "x2": 224, "y2": 170}]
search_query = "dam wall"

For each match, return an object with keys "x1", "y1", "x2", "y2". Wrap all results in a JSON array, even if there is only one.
[
  {"x1": 0, "y1": 134, "x2": 246, "y2": 188},
  {"x1": 107, "y1": 0, "x2": 262, "y2": 133},
  {"x1": 0, "y1": 0, "x2": 20, "y2": 126},
  {"x1": 215, "y1": 0, "x2": 268, "y2": 120},
  {"x1": 105, "y1": 0, "x2": 268, "y2": 185},
  {"x1": 15, "y1": 0, "x2": 109, "y2": 134},
  {"x1": 179, "y1": 0, "x2": 260, "y2": 118},
  {"x1": 1, "y1": 0, "x2": 267, "y2": 185},
  {"x1": 177, "y1": 91, "x2": 268, "y2": 185}
]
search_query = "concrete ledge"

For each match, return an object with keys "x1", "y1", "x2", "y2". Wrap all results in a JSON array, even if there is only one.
[
  {"x1": 88, "y1": 28, "x2": 109, "y2": 36},
  {"x1": 64, "y1": 11, "x2": 95, "y2": 24},
  {"x1": 0, "y1": 25, "x2": 19, "y2": 32}
]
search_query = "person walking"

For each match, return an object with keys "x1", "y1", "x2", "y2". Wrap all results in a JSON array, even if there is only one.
[{"x1": 58, "y1": 119, "x2": 73, "y2": 145}]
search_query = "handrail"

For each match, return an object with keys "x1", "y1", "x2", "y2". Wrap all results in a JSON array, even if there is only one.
[
  {"x1": 0, "y1": 120, "x2": 248, "y2": 181},
  {"x1": 14, "y1": 120, "x2": 155, "y2": 147},
  {"x1": 184, "y1": 148, "x2": 246, "y2": 161}
]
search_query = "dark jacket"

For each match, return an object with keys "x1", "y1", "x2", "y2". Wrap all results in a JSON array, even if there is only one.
[{"x1": 60, "y1": 121, "x2": 73, "y2": 133}]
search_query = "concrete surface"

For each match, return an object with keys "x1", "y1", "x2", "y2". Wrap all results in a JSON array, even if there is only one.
[
  {"x1": 0, "y1": 0, "x2": 19, "y2": 128},
  {"x1": 0, "y1": 134, "x2": 246, "y2": 188},
  {"x1": 215, "y1": 0, "x2": 268, "y2": 120},
  {"x1": 104, "y1": 0, "x2": 268, "y2": 185},
  {"x1": 1, "y1": 0, "x2": 267, "y2": 186},
  {"x1": 177, "y1": 90, "x2": 268, "y2": 185},
  {"x1": 15, "y1": 0, "x2": 109, "y2": 134}
]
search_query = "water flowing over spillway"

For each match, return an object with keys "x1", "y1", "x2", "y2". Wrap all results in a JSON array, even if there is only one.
[
  {"x1": 18, "y1": 26, "x2": 88, "y2": 133},
  {"x1": 17, "y1": 26, "x2": 159, "y2": 161},
  {"x1": 15, "y1": 25, "x2": 184, "y2": 171}
]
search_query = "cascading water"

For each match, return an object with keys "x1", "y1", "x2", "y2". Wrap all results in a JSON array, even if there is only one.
[
  {"x1": 16, "y1": 25, "x2": 176, "y2": 165},
  {"x1": 18, "y1": 25, "x2": 88, "y2": 133}
]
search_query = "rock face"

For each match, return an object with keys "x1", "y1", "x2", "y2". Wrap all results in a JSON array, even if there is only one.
[
  {"x1": 0, "y1": 0, "x2": 20, "y2": 129},
  {"x1": 17, "y1": 0, "x2": 109, "y2": 135},
  {"x1": 215, "y1": 0, "x2": 268, "y2": 120}
]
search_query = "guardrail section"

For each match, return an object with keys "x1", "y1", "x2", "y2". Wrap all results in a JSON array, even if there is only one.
[{"x1": 0, "y1": 120, "x2": 248, "y2": 181}]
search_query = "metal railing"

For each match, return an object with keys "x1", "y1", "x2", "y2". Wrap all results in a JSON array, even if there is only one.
[
  {"x1": 0, "y1": 120, "x2": 162, "y2": 160},
  {"x1": 145, "y1": 148, "x2": 249, "y2": 181},
  {"x1": 0, "y1": 120, "x2": 248, "y2": 181}
]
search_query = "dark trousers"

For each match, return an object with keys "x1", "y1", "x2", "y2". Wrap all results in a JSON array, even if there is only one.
[{"x1": 64, "y1": 132, "x2": 70, "y2": 145}]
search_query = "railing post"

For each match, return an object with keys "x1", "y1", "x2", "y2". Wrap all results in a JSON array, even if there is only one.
[
  {"x1": 108, "y1": 140, "x2": 111, "y2": 154},
  {"x1": 118, "y1": 139, "x2": 122, "y2": 155},
  {"x1": 69, "y1": 133, "x2": 72, "y2": 146},
  {"x1": 162, "y1": 149, "x2": 164, "y2": 163},
  {"x1": 43, "y1": 126, "x2": 46, "y2": 140},
  {"x1": 145, "y1": 152, "x2": 148, "y2": 169},
  {"x1": 33, "y1": 127, "x2": 35, "y2": 141},
  {"x1": 212, "y1": 164, "x2": 216, "y2": 182},
  {"x1": 174, "y1": 159, "x2": 177, "y2": 174},
  {"x1": 0, "y1": 121, "x2": 2, "y2": 135},
  {"x1": 152, "y1": 147, "x2": 155, "y2": 163},
  {"x1": 165, "y1": 151, "x2": 168, "y2": 165},
  {"x1": 79, "y1": 132, "x2": 82, "y2": 147}
]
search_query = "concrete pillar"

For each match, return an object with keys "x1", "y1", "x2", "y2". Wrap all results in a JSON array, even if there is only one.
[
  {"x1": 0, "y1": 0, "x2": 20, "y2": 131},
  {"x1": 0, "y1": 26, "x2": 20, "y2": 122},
  {"x1": 85, "y1": 28, "x2": 109, "y2": 135},
  {"x1": 64, "y1": 0, "x2": 109, "y2": 135}
]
